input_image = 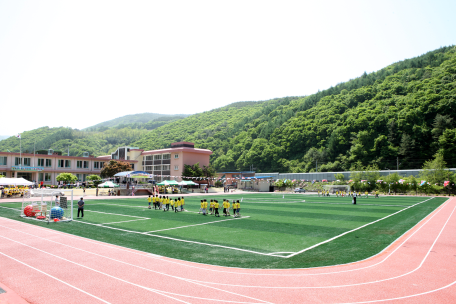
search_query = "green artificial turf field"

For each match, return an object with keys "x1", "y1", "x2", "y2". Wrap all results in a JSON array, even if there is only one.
[{"x1": 0, "y1": 193, "x2": 448, "y2": 269}]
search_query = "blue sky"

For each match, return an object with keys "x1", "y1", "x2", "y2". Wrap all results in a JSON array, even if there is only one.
[{"x1": 0, "y1": 0, "x2": 455, "y2": 136}]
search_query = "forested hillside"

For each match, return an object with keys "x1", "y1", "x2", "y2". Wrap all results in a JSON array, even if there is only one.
[
  {"x1": 84, "y1": 113, "x2": 189, "y2": 131},
  {"x1": 134, "y1": 46, "x2": 456, "y2": 172},
  {"x1": 1, "y1": 46, "x2": 455, "y2": 173}
]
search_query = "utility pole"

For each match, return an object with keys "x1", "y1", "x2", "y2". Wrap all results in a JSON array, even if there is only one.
[{"x1": 316, "y1": 160, "x2": 318, "y2": 172}]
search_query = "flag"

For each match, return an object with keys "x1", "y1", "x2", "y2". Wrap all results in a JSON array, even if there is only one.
[
  {"x1": 16, "y1": 134, "x2": 21, "y2": 138},
  {"x1": 444, "y1": 181, "x2": 450, "y2": 187},
  {"x1": 420, "y1": 180, "x2": 426, "y2": 186}
]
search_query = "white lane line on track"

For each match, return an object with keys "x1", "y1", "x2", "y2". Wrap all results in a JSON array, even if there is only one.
[
  {"x1": 73, "y1": 219, "x2": 283, "y2": 257},
  {"x1": 143, "y1": 216, "x2": 250, "y2": 234},
  {"x1": 0, "y1": 197, "x2": 449, "y2": 277},
  {"x1": 3, "y1": 215, "x2": 454, "y2": 304},
  {"x1": 286, "y1": 197, "x2": 434, "y2": 258},
  {"x1": 0, "y1": 236, "x2": 267, "y2": 304},
  {"x1": 337, "y1": 280, "x2": 456, "y2": 304},
  {"x1": 186, "y1": 203, "x2": 456, "y2": 289},
  {"x1": 0, "y1": 224, "x2": 273, "y2": 304},
  {"x1": 0, "y1": 251, "x2": 112, "y2": 304}
]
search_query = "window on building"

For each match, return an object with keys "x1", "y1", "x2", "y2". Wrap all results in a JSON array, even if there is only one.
[
  {"x1": 174, "y1": 154, "x2": 179, "y2": 159},
  {"x1": 77, "y1": 161, "x2": 82, "y2": 168},
  {"x1": 100, "y1": 162, "x2": 104, "y2": 168},
  {"x1": 153, "y1": 165, "x2": 161, "y2": 171},
  {"x1": 162, "y1": 154, "x2": 171, "y2": 160},
  {"x1": 0, "y1": 171, "x2": 6, "y2": 177},
  {"x1": 45, "y1": 173, "x2": 52, "y2": 181},
  {"x1": 0, "y1": 157, "x2": 7, "y2": 165},
  {"x1": 145, "y1": 155, "x2": 153, "y2": 161},
  {"x1": 76, "y1": 174, "x2": 81, "y2": 181},
  {"x1": 38, "y1": 159, "x2": 44, "y2": 166},
  {"x1": 58, "y1": 160, "x2": 64, "y2": 168},
  {"x1": 94, "y1": 161, "x2": 99, "y2": 169},
  {"x1": 23, "y1": 158, "x2": 31, "y2": 166},
  {"x1": 154, "y1": 154, "x2": 162, "y2": 160},
  {"x1": 15, "y1": 157, "x2": 22, "y2": 166},
  {"x1": 162, "y1": 165, "x2": 170, "y2": 170},
  {"x1": 83, "y1": 161, "x2": 89, "y2": 168},
  {"x1": 174, "y1": 165, "x2": 179, "y2": 170},
  {"x1": 38, "y1": 173, "x2": 44, "y2": 182},
  {"x1": 65, "y1": 160, "x2": 71, "y2": 168},
  {"x1": 45, "y1": 159, "x2": 52, "y2": 167}
]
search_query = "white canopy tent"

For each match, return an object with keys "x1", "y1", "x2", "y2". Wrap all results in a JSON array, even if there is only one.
[{"x1": 0, "y1": 178, "x2": 34, "y2": 186}]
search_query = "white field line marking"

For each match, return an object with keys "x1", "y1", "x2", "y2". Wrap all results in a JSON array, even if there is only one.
[
  {"x1": 0, "y1": 196, "x2": 445, "y2": 290},
  {"x1": 186, "y1": 202, "x2": 456, "y2": 289},
  {"x1": 302, "y1": 202, "x2": 412, "y2": 207},
  {"x1": 0, "y1": 206, "x2": 22, "y2": 211},
  {"x1": 285, "y1": 197, "x2": 435, "y2": 258},
  {"x1": 73, "y1": 219, "x2": 283, "y2": 257},
  {"x1": 103, "y1": 218, "x2": 150, "y2": 225},
  {"x1": 0, "y1": 251, "x2": 112, "y2": 304},
  {"x1": 152, "y1": 197, "x2": 451, "y2": 279},
  {"x1": 0, "y1": 199, "x2": 451, "y2": 297},
  {"x1": 62, "y1": 197, "x2": 450, "y2": 277},
  {"x1": 87, "y1": 203, "x2": 147, "y2": 208},
  {"x1": 0, "y1": 228, "x2": 272, "y2": 304},
  {"x1": 338, "y1": 280, "x2": 456, "y2": 304},
  {"x1": 143, "y1": 216, "x2": 251, "y2": 234},
  {"x1": 242, "y1": 201, "x2": 304, "y2": 204},
  {"x1": 84, "y1": 209, "x2": 148, "y2": 219},
  {"x1": 0, "y1": 197, "x2": 448, "y2": 277}
]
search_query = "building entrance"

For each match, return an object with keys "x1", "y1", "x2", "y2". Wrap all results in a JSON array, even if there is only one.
[{"x1": 17, "y1": 172, "x2": 33, "y2": 182}]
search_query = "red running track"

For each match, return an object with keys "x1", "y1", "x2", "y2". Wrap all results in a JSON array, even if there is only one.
[{"x1": 0, "y1": 197, "x2": 455, "y2": 303}]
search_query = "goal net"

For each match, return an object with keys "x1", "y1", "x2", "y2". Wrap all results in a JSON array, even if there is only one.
[
  {"x1": 21, "y1": 189, "x2": 74, "y2": 223},
  {"x1": 322, "y1": 185, "x2": 351, "y2": 194}
]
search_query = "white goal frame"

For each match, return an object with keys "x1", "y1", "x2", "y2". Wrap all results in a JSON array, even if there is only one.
[{"x1": 21, "y1": 189, "x2": 74, "y2": 223}]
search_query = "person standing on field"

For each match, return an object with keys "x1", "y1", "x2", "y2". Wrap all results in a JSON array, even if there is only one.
[
  {"x1": 77, "y1": 197, "x2": 85, "y2": 218},
  {"x1": 353, "y1": 191, "x2": 357, "y2": 204}
]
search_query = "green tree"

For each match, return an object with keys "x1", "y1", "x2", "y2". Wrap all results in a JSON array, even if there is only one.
[
  {"x1": 56, "y1": 173, "x2": 77, "y2": 183},
  {"x1": 100, "y1": 160, "x2": 132, "y2": 178},
  {"x1": 419, "y1": 152, "x2": 451, "y2": 185},
  {"x1": 334, "y1": 173, "x2": 345, "y2": 181},
  {"x1": 182, "y1": 163, "x2": 204, "y2": 179},
  {"x1": 86, "y1": 174, "x2": 102, "y2": 187}
]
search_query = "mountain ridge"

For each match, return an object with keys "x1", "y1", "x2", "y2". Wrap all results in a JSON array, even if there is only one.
[{"x1": 1, "y1": 45, "x2": 455, "y2": 173}]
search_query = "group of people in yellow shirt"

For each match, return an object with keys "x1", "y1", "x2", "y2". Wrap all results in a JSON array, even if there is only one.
[
  {"x1": 199, "y1": 199, "x2": 241, "y2": 217},
  {"x1": 1, "y1": 187, "x2": 29, "y2": 198},
  {"x1": 147, "y1": 195, "x2": 185, "y2": 213}
]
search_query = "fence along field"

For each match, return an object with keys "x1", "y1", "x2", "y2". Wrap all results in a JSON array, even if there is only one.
[{"x1": 0, "y1": 193, "x2": 447, "y2": 268}]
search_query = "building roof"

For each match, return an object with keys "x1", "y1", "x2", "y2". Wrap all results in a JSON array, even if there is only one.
[{"x1": 141, "y1": 147, "x2": 212, "y2": 155}]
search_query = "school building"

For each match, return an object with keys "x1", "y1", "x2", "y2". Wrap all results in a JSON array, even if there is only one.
[
  {"x1": 100, "y1": 142, "x2": 212, "y2": 182},
  {"x1": 0, "y1": 142, "x2": 212, "y2": 185}
]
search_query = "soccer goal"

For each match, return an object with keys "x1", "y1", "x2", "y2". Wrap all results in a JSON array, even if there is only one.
[
  {"x1": 322, "y1": 185, "x2": 351, "y2": 194},
  {"x1": 21, "y1": 189, "x2": 74, "y2": 223}
]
